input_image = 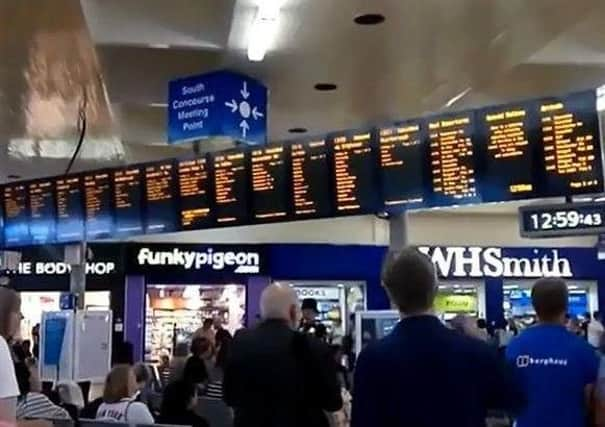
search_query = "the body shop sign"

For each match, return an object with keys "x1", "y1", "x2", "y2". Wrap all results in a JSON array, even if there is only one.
[{"x1": 127, "y1": 244, "x2": 266, "y2": 276}]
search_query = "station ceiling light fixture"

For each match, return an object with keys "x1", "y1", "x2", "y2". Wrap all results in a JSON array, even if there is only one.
[
  {"x1": 354, "y1": 13, "x2": 385, "y2": 25},
  {"x1": 248, "y1": 1, "x2": 284, "y2": 62},
  {"x1": 314, "y1": 83, "x2": 338, "y2": 91},
  {"x1": 288, "y1": 127, "x2": 307, "y2": 134}
]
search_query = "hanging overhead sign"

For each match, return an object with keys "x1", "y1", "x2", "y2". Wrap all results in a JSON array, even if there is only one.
[{"x1": 168, "y1": 70, "x2": 267, "y2": 145}]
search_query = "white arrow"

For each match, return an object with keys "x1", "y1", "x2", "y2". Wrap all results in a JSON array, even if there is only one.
[
  {"x1": 225, "y1": 99, "x2": 238, "y2": 113},
  {"x1": 240, "y1": 81, "x2": 250, "y2": 99},
  {"x1": 240, "y1": 120, "x2": 250, "y2": 138},
  {"x1": 252, "y1": 106, "x2": 264, "y2": 120}
]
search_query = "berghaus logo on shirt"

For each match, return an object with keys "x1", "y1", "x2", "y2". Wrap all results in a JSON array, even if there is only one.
[
  {"x1": 516, "y1": 355, "x2": 568, "y2": 368},
  {"x1": 136, "y1": 247, "x2": 260, "y2": 273}
]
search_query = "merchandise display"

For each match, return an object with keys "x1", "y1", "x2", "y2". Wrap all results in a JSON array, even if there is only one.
[{"x1": 145, "y1": 284, "x2": 245, "y2": 361}]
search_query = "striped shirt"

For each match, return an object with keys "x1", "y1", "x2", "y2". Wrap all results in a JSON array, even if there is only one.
[
  {"x1": 205, "y1": 381, "x2": 223, "y2": 400},
  {"x1": 16, "y1": 392, "x2": 70, "y2": 420}
]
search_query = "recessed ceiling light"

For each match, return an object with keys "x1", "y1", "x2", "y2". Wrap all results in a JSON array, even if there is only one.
[
  {"x1": 7, "y1": 174, "x2": 20, "y2": 179},
  {"x1": 354, "y1": 13, "x2": 385, "y2": 25},
  {"x1": 288, "y1": 127, "x2": 307, "y2": 134},
  {"x1": 314, "y1": 83, "x2": 338, "y2": 91},
  {"x1": 148, "y1": 43, "x2": 171, "y2": 49}
]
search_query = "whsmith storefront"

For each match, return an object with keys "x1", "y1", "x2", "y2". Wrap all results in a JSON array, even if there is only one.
[
  {"x1": 5, "y1": 242, "x2": 604, "y2": 361},
  {"x1": 419, "y1": 246, "x2": 605, "y2": 326}
]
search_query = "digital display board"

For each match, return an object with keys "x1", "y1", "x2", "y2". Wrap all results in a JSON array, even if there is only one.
[
  {"x1": 55, "y1": 176, "x2": 85, "y2": 242},
  {"x1": 378, "y1": 122, "x2": 426, "y2": 209},
  {"x1": 519, "y1": 202, "x2": 605, "y2": 238},
  {"x1": 331, "y1": 130, "x2": 376, "y2": 214},
  {"x1": 178, "y1": 157, "x2": 212, "y2": 230},
  {"x1": 291, "y1": 138, "x2": 332, "y2": 218},
  {"x1": 251, "y1": 145, "x2": 289, "y2": 221},
  {"x1": 538, "y1": 90, "x2": 603, "y2": 195},
  {"x1": 213, "y1": 150, "x2": 248, "y2": 225},
  {"x1": 113, "y1": 166, "x2": 143, "y2": 236},
  {"x1": 28, "y1": 180, "x2": 56, "y2": 244},
  {"x1": 428, "y1": 113, "x2": 479, "y2": 205},
  {"x1": 84, "y1": 171, "x2": 113, "y2": 239},
  {"x1": 144, "y1": 160, "x2": 178, "y2": 233},
  {"x1": 3, "y1": 184, "x2": 29, "y2": 246},
  {"x1": 478, "y1": 104, "x2": 536, "y2": 202}
]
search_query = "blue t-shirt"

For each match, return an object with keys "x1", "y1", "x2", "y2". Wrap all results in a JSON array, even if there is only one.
[{"x1": 506, "y1": 324, "x2": 599, "y2": 427}]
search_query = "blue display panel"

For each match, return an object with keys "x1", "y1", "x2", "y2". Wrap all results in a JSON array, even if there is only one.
[
  {"x1": 28, "y1": 180, "x2": 56, "y2": 244},
  {"x1": 476, "y1": 103, "x2": 538, "y2": 202},
  {"x1": 113, "y1": 166, "x2": 143, "y2": 236},
  {"x1": 428, "y1": 112, "x2": 481, "y2": 206},
  {"x1": 55, "y1": 176, "x2": 85, "y2": 242},
  {"x1": 537, "y1": 90, "x2": 603, "y2": 196},
  {"x1": 3, "y1": 183, "x2": 30, "y2": 246},
  {"x1": 251, "y1": 145, "x2": 289, "y2": 222},
  {"x1": 213, "y1": 149, "x2": 249, "y2": 225},
  {"x1": 330, "y1": 129, "x2": 377, "y2": 214},
  {"x1": 378, "y1": 121, "x2": 427, "y2": 210},
  {"x1": 84, "y1": 171, "x2": 114, "y2": 239},
  {"x1": 144, "y1": 160, "x2": 178, "y2": 234},
  {"x1": 291, "y1": 138, "x2": 332, "y2": 219},
  {"x1": 178, "y1": 157, "x2": 212, "y2": 230}
]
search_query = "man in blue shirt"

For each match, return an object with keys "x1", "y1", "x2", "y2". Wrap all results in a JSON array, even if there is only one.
[
  {"x1": 352, "y1": 248, "x2": 524, "y2": 427},
  {"x1": 506, "y1": 278, "x2": 600, "y2": 427}
]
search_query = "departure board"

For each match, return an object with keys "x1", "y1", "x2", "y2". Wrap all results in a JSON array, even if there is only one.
[
  {"x1": 428, "y1": 113, "x2": 479, "y2": 205},
  {"x1": 538, "y1": 90, "x2": 604, "y2": 195},
  {"x1": 331, "y1": 130, "x2": 377, "y2": 214},
  {"x1": 144, "y1": 161, "x2": 178, "y2": 233},
  {"x1": 478, "y1": 104, "x2": 536, "y2": 202},
  {"x1": 291, "y1": 139, "x2": 332, "y2": 218},
  {"x1": 84, "y1": 171, "x2": 113, "y2": 239},
  {"x1": 378, "y1": 121, "x2": 426, "y2": 208},
  {"x1": 178, "y1": 157, "x2": 212, "y2": 230},
  {"x1": 251, "y1": 145, "x2": 289, "y2": 221},
  {"x1": 113, "y1": 166, "x2": 143, "y2": 235},
  {"x1": 3, "y1": 184, "x2": 30, "y2": 246},
  {"x1": 213, "y1": 150, "x2": 249, "y2": 225},
  {"x1": 28, "y1": 180, "x2": 56, "y2": 244},
  {"x1": 55, "y1": 176, "x2": 85, "y2": 242}
]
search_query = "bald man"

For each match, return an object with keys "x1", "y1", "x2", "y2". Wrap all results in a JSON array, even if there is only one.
[{"x1": 223, "y1": 284, "x2": 342, "y2": 427}]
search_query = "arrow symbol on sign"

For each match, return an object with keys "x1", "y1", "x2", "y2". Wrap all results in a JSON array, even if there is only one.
[
  {"x1": 252, "y1": 106, "x2": 264, "y2": 120},
  {"x1": 225, "y1": 99, "x2": 238, "y2": 113},
  {"x1": 240, "y1": 81, "x2": 250, "y2": 99},
  {"x1": 240, "y1": 120, "x2": 250, "y2": 138}
]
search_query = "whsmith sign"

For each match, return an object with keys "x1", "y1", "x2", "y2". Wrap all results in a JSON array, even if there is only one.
[
  {"x1": 418, "y1": 246, "x2": 573, "y2": 278},
  {"x1": 127, "y1": 244, "x2": 266, "y2": 276}
]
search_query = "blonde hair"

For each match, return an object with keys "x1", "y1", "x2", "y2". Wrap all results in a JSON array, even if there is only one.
[
  {"x1": 0, "y1": 287, "x2": 20, "y2": 339},
  {"x1": 102, "y1": 365, "x2": 134, "y2": 403}
]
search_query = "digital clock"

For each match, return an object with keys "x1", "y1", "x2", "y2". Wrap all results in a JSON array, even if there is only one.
[{"x1": 519, "y1": 202, "x2": 605, "y2": 238}]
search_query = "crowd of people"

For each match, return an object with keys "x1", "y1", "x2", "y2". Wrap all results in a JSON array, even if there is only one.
[{"x1": 2, "y1": 247, "x2": 605, "y2": 426}]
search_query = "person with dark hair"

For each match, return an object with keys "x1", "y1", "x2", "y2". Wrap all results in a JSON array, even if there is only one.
[
  {"x1": 14, "y1": 361, "x2": 70, "y2": 420},
  {"x1": 507, "y1": 278, "x2": 600, "y2": 427},
  {"x1": 158, "y1": 380, "x2": 208, "y2": 427},
  {"x1": 352, "y1": 247, "x2": 524, "y2": 427},
  {"x1": 193, "y1": 319, "x2": 216, "y2": 348},
  {"x1": 299, "y1": 298, "x2": 327, "y2": 341},
  {"x1": 213, "y1": 316, "x2": 232, "y2": 346},
  {"x1": 132, "y1": 363, "x2": 152, "y2": 406},
  {"x1": 184, "y1": 337, "x2": 210, "y2": 386}
]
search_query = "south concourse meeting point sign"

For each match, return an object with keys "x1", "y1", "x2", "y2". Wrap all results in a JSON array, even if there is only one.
[{"x1": 168, "y1": 70, "x2": 267, "y2": 145}]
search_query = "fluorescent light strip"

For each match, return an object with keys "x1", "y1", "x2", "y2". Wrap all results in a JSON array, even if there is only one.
[{"x1": 247, "y1": 2, "x2": 283, "y2": 62}]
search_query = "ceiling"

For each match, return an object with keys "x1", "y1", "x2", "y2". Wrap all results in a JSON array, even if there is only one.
[{"x1": 2, "y1": 0, "x2": 605, "y2": 204}]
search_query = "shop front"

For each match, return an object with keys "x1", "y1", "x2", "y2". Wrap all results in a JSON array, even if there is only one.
[
  {"x1": 419, "y1": 246, "x2": 605, "y2": 327},
  {"x1": 123, "y1": 243, "x2": 389, "y2": 361},
  {"x1": 3, "y1": 243, "x2": 125, "y2": 345}
]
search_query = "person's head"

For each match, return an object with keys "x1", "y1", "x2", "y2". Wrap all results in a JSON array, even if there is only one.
[
  {"x1": 594, "y1": 311, "x2": 601, "y2": 321},
  {"x1": 202, "y1": 318, "x2": 213, "y2": 330},
  {"x1": 21, "y1": 340, "x2": 31, "y2": 353},
  {"x1": 301, "y1": 298, "x2": 319, "y2": 322},
  {"x1": 0, "y1": 287, "x2": 21, "y2": 340},
  {"x1": 32, "y1": 324, "x2": 40, "y2": 344},
  {"x1": 477, "y1": 318, "x2": 487, "y2": 330},
  {"x1": 190, "y1": 337, "x2": 212, "y2": 359},
  {"x1": 531, "y1": 278, "x2": 568, "y2": 324},
  {"x1": 160, "y1": 380, "x2": 198, "y2": 416},
  {"x1": 382, "y1": 247, "x2": 437, "y2": 315},
  {"x1": 159, "y1": 354, "x2": 170, "y2": 367},
  {"x1": 133, "y1": 363, "x2": 150, "y2": 391},
  {"x1": 213, "y1": 316, "x2": 224, "y2": 329},
  {"x1": 259, "y1": 283, "x2": 300, "y2": 328},
  {"x1": 102, "y1": 365, "x2": 137, "y2": 403}
]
